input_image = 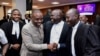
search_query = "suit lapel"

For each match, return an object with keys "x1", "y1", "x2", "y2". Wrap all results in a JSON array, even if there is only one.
[
  {"x1": 59, "y1": 22, "x2": 68, "y2": 43},
  {"x1": 74, "y1": 23, "x2": 84, "y2": 46},
  {"x1": 47, "y1": 22, "x2": 53, "y2": 43},
  {"x1": 18, "y1": 22, "x2": 23, "y2": 39},
  {"x1": 74, "y1": 23, "x2": 86, "y2": 56},
  {"x1": 74, "y1": 23, "x2": 86, "y2": 43},
  {"x1": 74, "y1": 23, "x2": 82, "y2": 42},
  {"x1": 19, "y1": 22, "x2": 22, "y2": 34},
  {"x1": 9, "y1": 21, "x2": 13, "y2": 35}
]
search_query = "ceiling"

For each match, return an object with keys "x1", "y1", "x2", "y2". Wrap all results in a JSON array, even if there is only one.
[
  {"x1": 33, "y1": 0, "x2": 100, "y2": 9},
  {"x1": 0, "y1": 0, "x2": 99, "y2": 9}
]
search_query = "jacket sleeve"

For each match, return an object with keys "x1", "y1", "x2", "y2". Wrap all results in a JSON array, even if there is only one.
[
  {"x1": 22, "y1": 27, "x2": 48, "y2": 52},
  {"x1": 84, "y1": 25, "x2": 100, "y2": 56}
]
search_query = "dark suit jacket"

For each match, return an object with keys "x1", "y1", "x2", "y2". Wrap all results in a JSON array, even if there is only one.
[
  {"x1": 0, "y1": 21, "x2": 24, "y2": 56},
  {"x1": 43, "y1": 14, "x2": 51, "y2": 24},
  {"x1": 94, "y1": 15, "x2": 100, "y2": 27},
  {"x1": 66, "y1": 23, "x2": 100, "y2": 56},
  {"x1": 43, "y1": 21, "x2": 69, "y2": 56},
  {"x1": 0, "y1": 19, "x2": 8, "y2": 26}
]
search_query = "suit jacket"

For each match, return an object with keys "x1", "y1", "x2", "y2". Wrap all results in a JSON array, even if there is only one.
[
  {"x1": 20, "y1": 21, "x2": 47, "y2": 56},
  {"x1": 1, "y1": 21, "x2": 24, "y2": 44},
  {"x1": 94, "y1": 15, "x2": 100, "y2": 27},
  {"x1": 0, "y1": 21, "x2": 24, "y2": 56},
  {"x1": 43, "y1": 21, "x2": 69, "y2": 56},
  {"x1": 0, "y1": 19, "x2": 8, "y2": 26},
  {"x1": 43, "y1": 14, "x2": 51, "y2": 23},
  {"x1": 66, "y1": 23, "x2": 100, "y2": 56}
]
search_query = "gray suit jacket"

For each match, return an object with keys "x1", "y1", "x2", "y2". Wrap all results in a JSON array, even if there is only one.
[{"x1": 20, "y1": 21, "x2": 47, "y2": 56}]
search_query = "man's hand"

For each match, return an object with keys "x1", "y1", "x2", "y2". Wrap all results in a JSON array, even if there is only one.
[
  {"x1": 47, "y1": 43, "x2": 58, "y2": 51},
  {"x1": 12, "y1": 44, "x2": 20, "y2": 50},
  {"x1": 53, "y1": 43, "x2": 58, "y2": 50},
  {"x1": 47, "y1": 43, "x2": 54, "y2": 51}
]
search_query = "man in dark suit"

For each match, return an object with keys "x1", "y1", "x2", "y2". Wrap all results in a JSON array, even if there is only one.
[
  {"x1": 94, "y1": 14, "x2": 100, "y2": 27},
  {"x1": 43, "y1": 9, "x2": 51, "y2": 24},
  {"x1": 0, "y1": 15, "x2": 10, "y2": 26},
  {"x1": 65, "y1": 8, "x2": 100, "y2": 56},
  {"x1": 43, "y1": 9, "x2": 69, "y2": 56},
  {"x1": 1, "y1": 9, "x2": 24, "y2": 56},
  {"x1": 21, "y1": 14, "x2": 30, "y2": 24}
]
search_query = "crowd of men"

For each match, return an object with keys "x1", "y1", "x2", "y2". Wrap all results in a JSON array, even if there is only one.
[{"x1": 0, "y1": 8, "x2": 100, "y2": 56}]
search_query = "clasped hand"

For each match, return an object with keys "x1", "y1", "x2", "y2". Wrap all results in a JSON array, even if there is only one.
[{"x1": 47, "y1": 43, "x2": 58, "y2": 51}]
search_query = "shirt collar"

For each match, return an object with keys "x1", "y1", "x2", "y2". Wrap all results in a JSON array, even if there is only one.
[
  {"x1": 54, "y1": 20, "x2": 64, "y2": 26},
  {"x1": 12, "y1": 20, "x2": 19, "y2": 24}
]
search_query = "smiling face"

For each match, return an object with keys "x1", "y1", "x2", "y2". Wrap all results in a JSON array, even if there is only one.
[
  {"x1": 66, "y1": 8, "x2": 79, "y2": 26},
  {"x1": 51, "y1": 9, "x2": 62, "y2": 24},
  {"x1": 31, "y1": 10, "x2": 43, "y2": 27},
  {"x1": 11, "y1": 9, "x2": 21, "y2": 22}
]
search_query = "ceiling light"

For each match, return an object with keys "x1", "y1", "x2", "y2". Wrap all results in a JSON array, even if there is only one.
[
  {"x1": 26, "y1": 10, "x2": 32, "y2": 14},
  {"x1": 32, "y1": 5, "x2": 38, "y2": 9},
  {"x1": 51, "y1": 2, "x2": 60, "y2": 5},
  {"x1": 38, "y1": 0, "x2": 44, "y2": 2},
  {"x1": 1, "y1": 2, "x2": 9, "y2": 5}
]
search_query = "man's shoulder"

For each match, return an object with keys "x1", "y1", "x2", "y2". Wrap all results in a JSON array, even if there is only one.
[
  {"x1": 0, "y1": 21, "x2": 11, "y2": 29},
  {"x1": 19, "y1": 21, "x2": 25, "y2": 25},
  {"x1": 22, "y1": 23, "x2": 31, "y2": 30},
  {"x1": 43, "y1": 21, "x2": 52, "y2": 26},
  {"x1": 46, "y1": 21, "x2": 52, "y2": 24}
]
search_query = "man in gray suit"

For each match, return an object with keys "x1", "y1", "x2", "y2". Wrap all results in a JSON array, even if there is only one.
[{"x1": 20, "y1": 9, "x2": 57, "y2": 56}]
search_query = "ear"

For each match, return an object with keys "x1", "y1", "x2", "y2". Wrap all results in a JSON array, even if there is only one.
[{"x1": 75, "y1": 15, "x2": 79, "y2": 19}]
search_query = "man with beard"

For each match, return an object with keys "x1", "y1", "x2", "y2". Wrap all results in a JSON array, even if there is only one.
[
  {"x1": 43, "y1": 9, "x2": 69, "y2": 56},
  {"x1": 65, "y1": 8, "x2": 100, "y2": 56}
]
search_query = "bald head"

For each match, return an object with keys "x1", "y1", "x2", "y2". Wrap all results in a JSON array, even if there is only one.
[
  {"x1": 51, "y1": 9, "x2": 63, "y2": 24},
  {"x1": 32, "y1": 9, "x2": 43, "y2": 15},
  {"x1": 66, "y1": 8, "x2": 79, "y2": 26},
  {"x1": 67, "y1": 8, "x2": 79, "y2": 16},
  {"x1": 32, "y1": 9, "x2": 43, "y2": 18},
  {"x1": 32, "y1": 9, "x2": 41, "y2": 13},
  {"x1": 52, "y1": 9, "x2": 63, "y2": 16}
]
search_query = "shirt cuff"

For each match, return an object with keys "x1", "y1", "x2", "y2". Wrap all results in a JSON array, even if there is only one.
[
  {"x1": 9, "y1": 44, "x2": 13, "y2": 49},
  {"x1": 58, "y1": 44, "x2": 60, "y2": 49},
  {"x1": 41, "y1": 44, "x2": 48, "y2": 50}
]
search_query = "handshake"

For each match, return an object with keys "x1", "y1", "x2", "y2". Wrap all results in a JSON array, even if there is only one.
[{"x1": 47, "y1": 43, "x2": 58, "y2": 51}]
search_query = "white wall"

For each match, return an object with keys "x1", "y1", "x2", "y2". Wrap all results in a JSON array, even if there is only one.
[
  {"x1": 12, "y1": 0, "x2": 26, "y2": 19},
  {"x1": 0, "y1": 6, "x2": 4, "y2": 20}
]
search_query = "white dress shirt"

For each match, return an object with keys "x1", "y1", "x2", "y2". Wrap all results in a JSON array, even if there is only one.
[
  {"x1": 12, "y1": 20, "x2": 20, "y2": 39},
  {"x1": 0, "y1": 29, "x2": 8, "y2": 44},
  {"x1": 71, "y1": 21, "x2": 80, "y2": 56},
  {"x1": 50, "y1": 21, "x2": 64, "y2": 48}
]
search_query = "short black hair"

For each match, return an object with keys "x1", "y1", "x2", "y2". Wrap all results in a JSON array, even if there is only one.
[{"x1": 11, "y1": 9, "x2": 21, "y2": 16}]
